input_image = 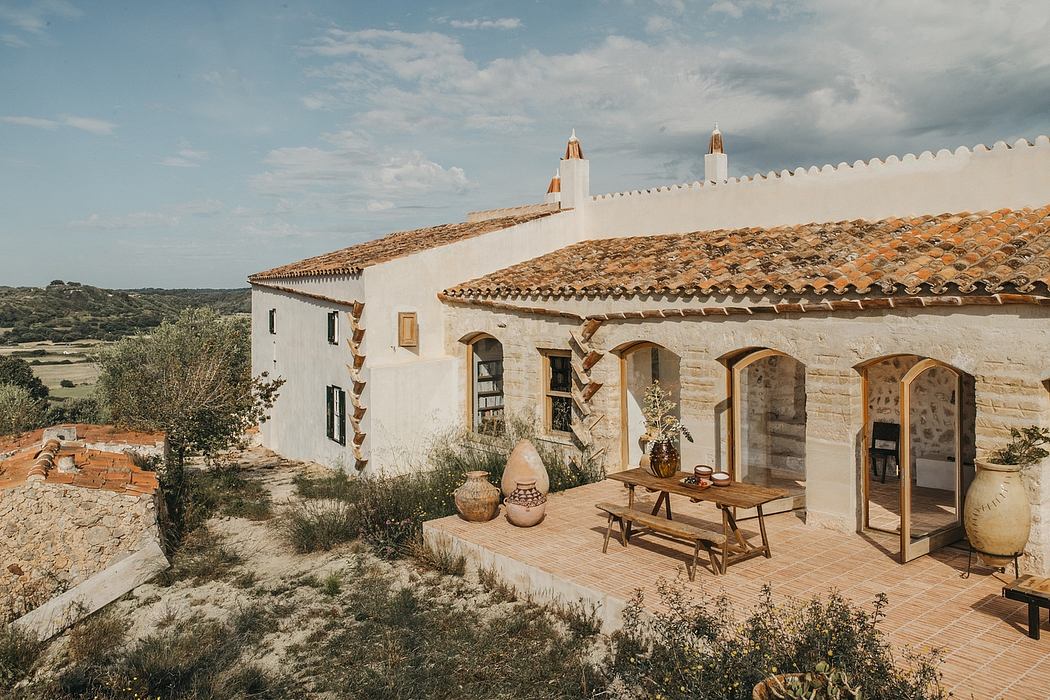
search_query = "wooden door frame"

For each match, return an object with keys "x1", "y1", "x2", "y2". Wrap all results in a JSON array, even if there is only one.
[
  {"x1": 899, "y1": 358, "x2": 965, "y2": 562},
  {"x1": 617, "y1": 341, "x2": 672, "y2": 469},
  {"x1": 728, "y1": 348, "x2": 790, "y2": 481}
]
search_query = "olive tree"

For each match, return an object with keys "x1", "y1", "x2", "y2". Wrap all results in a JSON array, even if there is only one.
[
  {"x1": 0, "y1": 356, "x2": 49, "y2": 401},
  {"x1": 0, "y1": 384, "x2": 46, "y2": 436},
  {"x1": 96, "y1": 309, "x2": 283, "y2": 519}
]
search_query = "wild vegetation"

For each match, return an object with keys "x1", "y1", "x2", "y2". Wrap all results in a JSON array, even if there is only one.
[
  {"x1": 284, "y1": 416, "x2": 604, "y2": 557},
  {"x1": 0, "y1": 282, "x2": 249, "y2": 344}
]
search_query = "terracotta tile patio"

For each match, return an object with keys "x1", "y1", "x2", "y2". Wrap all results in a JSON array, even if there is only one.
[{"x1": 424, "y1": 479, "x2": 1049, "y2": 700}]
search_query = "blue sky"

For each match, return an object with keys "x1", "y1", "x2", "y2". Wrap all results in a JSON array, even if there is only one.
[{"x1": 2, "y1": 0, "x2": 1048, "y2": 288}]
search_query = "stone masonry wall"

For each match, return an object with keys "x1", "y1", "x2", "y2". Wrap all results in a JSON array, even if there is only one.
[
  {"x1": 0, "y1": 481, "x2": 161, "y2": 622},
  {"x1": 444, "y1": 301, "x2": 1050, "y2": 573}
]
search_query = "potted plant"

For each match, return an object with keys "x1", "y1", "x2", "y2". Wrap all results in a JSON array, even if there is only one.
[
  {"x1": 964, "y1": 426, "x2": 1048, "y2": 568},
  {"x1": 641, "y1": 381, "x2": 692, "y2": 478},
  {"x1": 753, "y1": 662, "x2": 862, "y2": 700}
]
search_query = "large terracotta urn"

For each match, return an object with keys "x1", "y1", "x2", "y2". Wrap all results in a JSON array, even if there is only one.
[
  {"x1": 454, "y1": 470, "x2": 500, "y2": 522},
  {"x1": 501, "y1": 439, "x2": 549, "y2": 497},
  {"x1": 963, "y1": 460, "x2": 1031, "y2": 566},
  {"x1": 505, "y1": 479, "x2": 547, "y2": 527},
  {"x1": 648, "y1": 440, "x2": 680, "y2": 478}
]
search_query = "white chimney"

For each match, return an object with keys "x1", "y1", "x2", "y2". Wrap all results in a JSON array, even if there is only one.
[
  {"x1": 544, "y1": 170, "x2": 561, "y2": 204},
  {"x1": 559, "y1": 129, "x2": 589, "y2": 210},
  {"x1": 704, "y1": 123, "x2": 728, "y2": 183}
]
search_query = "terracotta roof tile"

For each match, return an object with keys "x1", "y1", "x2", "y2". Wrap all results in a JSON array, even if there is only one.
[
  {"x1": 444, "y1": 206, "x2": 1050, "y2": 299},
  {"x1": 248, "y1": 211, "x2": 560, "y2": 281}
]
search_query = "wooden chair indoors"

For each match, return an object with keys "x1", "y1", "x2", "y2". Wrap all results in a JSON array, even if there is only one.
[{"x1": 869, "y1": 421, "x2": 901, "y2": 484}]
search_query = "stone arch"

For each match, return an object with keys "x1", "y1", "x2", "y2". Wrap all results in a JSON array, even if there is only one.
[
  {"x1": 613, "y1": 341, "x2": 682, "y2": 468},
  {"x1": 462, "y1": 333, "x2": 505, "y2": 434}
]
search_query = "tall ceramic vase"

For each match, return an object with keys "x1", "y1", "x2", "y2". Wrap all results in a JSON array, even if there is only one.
[
  {"x1": 501, "y1": 439, "x2": 549, "y2": 497},
  {"x1": 649, "y1": 440, "x2": 680, "y2": 478},
  {"x1": 963, "y1": 460, "x2": 1031, "y2": 567},
  {"x1": 454, "y1": 470, "x2": 500, "y2": 522}
]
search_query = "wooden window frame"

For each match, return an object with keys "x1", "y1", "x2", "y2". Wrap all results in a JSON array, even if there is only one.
[
  {"x1": 327, "y1": 311, "x2": 339, "y2": 345},
  {"x1": 398, "y1": 312, "x2": 418, "y2": 348},
  {"x1": 268, "y1": 308, "x2": 276, "y2": 335},
  {"x1": 325, "y1": 385, "x2": 346, "y2": 445},
  {"x1": 468, "y1": 336, "x2": 505, "y2": 435},
  {"x1": 541, "y1": 349, "x2": 573, "y2": 436}
]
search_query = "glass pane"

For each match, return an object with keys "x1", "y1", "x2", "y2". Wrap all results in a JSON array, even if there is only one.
[
  {"x1": 473, "y1": 339, "x2": 504, "y2": 434},
  {"x1": 906, "y1": 366, "x2": 960, "y2": 539},
  {"x1": 550, "y1": 395, "x2": 572, "y2": 433},
  {"x1": 549, "y1": 355, "x2": 571, "y2": 393}
]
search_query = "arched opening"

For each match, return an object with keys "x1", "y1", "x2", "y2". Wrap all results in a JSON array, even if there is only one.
[
  {"x1": 464, "y1": 334, "x2": 505, "y2": 435},
  {"x1": 858, "y1": 354, "x2": 976, "y2": 561},
  {"x1": 617, "y1": 342, "x2": 682, "y2": 468},
  {"x1": 725, "y1": 348, "x2": 807, "y2": 507}
]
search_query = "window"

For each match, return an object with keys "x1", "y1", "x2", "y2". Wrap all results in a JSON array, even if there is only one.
[
  {"x1": 268, "y1": 308, "x2": 276, "y2": 334},
  {"x1": 327, "y1": 311, "x2": 339, "y2": 345},
  {"x1": 398, "y1": 312, "x2": 418, "y2": 347},
  {"x1": 543, "y1": 351, "x2": 572, "y2": 434},
  {"x1": 471, "y1": 337, "x2": 504, "y2": 434},
  {"x1": 325, "y1": 385, "x2": 346, "y2": 445}
]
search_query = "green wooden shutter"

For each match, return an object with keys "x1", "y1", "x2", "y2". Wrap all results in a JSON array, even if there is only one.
[
  {"x1": 325, "y1": 386, "x2": 334, "y2": 440},
  {"x1": 337, "y1": 388, "x2": 347, "y2": 445},
  {"x1": 327, "y1": 312, "x2": 337, "y2": 344}
]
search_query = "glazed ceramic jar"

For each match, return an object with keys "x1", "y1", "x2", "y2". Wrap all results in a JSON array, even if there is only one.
[
  {"x1": 505, "y1": 478, "x2": 547, "y2": 527},
  {"x1": 648, "y1": 440, "x2": 680, "y2": 478},
  {"x1": 454, "y1": 470, "x2": 500, "y2": 522},
  {"x1": 964, "y1": 460, "x2": 1031, "y2": 566}
]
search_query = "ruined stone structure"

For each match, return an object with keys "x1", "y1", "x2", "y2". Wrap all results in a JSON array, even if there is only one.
[
  {"x1": 0, "y1": 425, "x2": 165, "y2": 629},
  {"x1": 251, "y1": 128, "x2": 1050, "y2": 573}
]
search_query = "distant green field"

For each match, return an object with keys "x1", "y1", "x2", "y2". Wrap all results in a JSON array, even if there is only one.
[{"x1": 1, "y1": 339, "x2": 107, "y2": 403}]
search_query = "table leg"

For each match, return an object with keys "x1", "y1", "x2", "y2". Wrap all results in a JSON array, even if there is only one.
[
  {"x1": 626, "y1": 486, "x2": 635, "y2": 541},
  {"x1": 724, "y1": 507, "x2": 750, "y2": 551},
  {"x1": 650, "y1": 492, "x2": 665, "y2": 516},
  {"x1": 1029, "y1": 603, "x2": 1041, "y2": 640},
  {"x1": 721, "y1": 507, "x2": 730, "y2": 572},
  {"x1": 664, "y1": 493, "x2": 673, "y2": 520},
  {"x1": 756, "y1": 504, "x2": 771, "y2": 558}
]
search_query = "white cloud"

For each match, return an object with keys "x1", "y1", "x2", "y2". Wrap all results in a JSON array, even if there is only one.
[
  {"x1": 62, "y1": 115, "x2": 115, "y2": 135},
  {"x1": 0, "y1": 0, "x2": 81, "y2": 45},
  {"x1": 70, "y1": 199, "x2": 224, "y2": 230},
  {"x1": 1, "y1": 114, "x2": 115, "y2": 135},
  {"x1": 253, "y1": 129, "x2": 471, "y2": 207},
  {"x1": 367, "y1": 200, "x2": 394, "y2": 212},
  {"x1": 159, "y1": 146, "x2": 209, "y2": 168},
  {"x1": 445, "y1": 17, "x2": 522, "y2": 30},
  {"x1": 645, "y1": 15, "x2": 674, "y2": 34},
  {"x1": 298, "y1": 2, "x2": 1050, "y2": 182}
]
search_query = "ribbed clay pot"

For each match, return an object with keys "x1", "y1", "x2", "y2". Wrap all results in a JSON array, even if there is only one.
[
  {"x1": 501, "y1": 439, "x2": 549, "y2": 497},
  {"x1": 963, "y1": 460, "x2": 1031, "y2": 566},
  {"x1": 505, "y1": 479, "x2": 547, "y2": 527},
  {"x1": 454, "y1": 470, "x2": 500, "y2": 522},
  {"x1": 648, "y1": 440, "x2": 680, "y2": 478}
]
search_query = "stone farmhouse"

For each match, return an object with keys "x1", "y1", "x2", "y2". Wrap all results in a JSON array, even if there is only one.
[{"x1": 250, "y1": 128, "x2": 1050, "y2": 574}]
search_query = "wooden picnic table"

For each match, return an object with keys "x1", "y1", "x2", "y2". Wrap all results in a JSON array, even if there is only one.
[{"x1": 605, "y1": 468, "x2": 789, "y2": 571}]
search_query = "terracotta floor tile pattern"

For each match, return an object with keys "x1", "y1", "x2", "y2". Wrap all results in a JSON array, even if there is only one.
[{"x1": 428, "y1": 480, "x2": 1048, "y2": 700}]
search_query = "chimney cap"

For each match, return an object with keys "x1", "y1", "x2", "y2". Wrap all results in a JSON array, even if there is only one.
[
  {"x1": 564, "y1": 129, "x2": 584, "y2": 160},
  {"x1": 708, "y1": 123, "x2": 724, "y2": 155},
  {"x1": 546, "y1": 169, "x2": 561, "y2": 194}
]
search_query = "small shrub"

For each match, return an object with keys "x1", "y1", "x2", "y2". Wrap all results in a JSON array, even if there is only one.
[
  {"x1": 321, "y1": 572, "x2": 342, "y2": 596},
  {"x1": 59, "y1": 379, "x2": 75, "y2": 388},
  {"x1": 553, "y1": 599, "x2": 602, "y2": 640},
  {"x1": 66, "y1": 610, "x2": 127, "y2": 665},
  {"x1": 280, "y1": 498, "x2": 356, "y2": 553},
  {"x1": 411, "y1": 540, "x2": 467, "y2": 577},
  {"x1": 477, "y1": 566, "x2": 517, "y2": 603},
  {"x1": 161, "y1": 526, "x2": 242, "y2": 585},
  {"x1": 608, "y1": 580, "x2": 946, "y2": 700},
  {"x1": 293, "y1": 470, "x2": 352, "y2": 500},
  {"x1": 0, "y1": 625, "x2": 44, "y2": 691}
]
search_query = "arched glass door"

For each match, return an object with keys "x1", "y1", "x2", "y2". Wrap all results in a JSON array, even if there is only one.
[{"x1": 899, "y1": 359, "x2": 965, "y2": 562}]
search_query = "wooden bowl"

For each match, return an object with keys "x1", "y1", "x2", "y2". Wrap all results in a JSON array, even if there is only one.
[{"x1": 711, "y1": 472, "x2": 731, "y2": 487}]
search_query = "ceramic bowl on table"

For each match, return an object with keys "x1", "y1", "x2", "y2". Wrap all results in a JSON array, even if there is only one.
[
  {"x1": 711, "y1": 472, "x2": 731, "y2": 487},
  {"x1": 693, "y1": 465, "x2": 714, "y2": 479}
]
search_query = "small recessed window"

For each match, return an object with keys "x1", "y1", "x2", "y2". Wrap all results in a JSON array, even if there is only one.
[
  {"x1": 327, "y1": 311, "x2": 339, "y2": 345},
  {"x1": 268, "y1": 308, "x2": 276, "y2": 335},
  {"x1": 326, "y1": 385, "x2": 346, "y2": 445},
  {"x1": 543, "y1": 350, "x2": 572, "y2": 435},
  {"x1": 398, "y1": 312, "x2": 418, "y2": 348}
]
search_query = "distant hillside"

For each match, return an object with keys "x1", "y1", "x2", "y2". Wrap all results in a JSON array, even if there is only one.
[{"x1": 0, "y1": 282, "x2": 250, "y2": 343}]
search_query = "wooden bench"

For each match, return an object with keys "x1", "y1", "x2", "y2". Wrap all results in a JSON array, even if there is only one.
[
  {"x1": 1003, "y1": 575, "x2": 1050, "y2": 640},
  {"x1": 596, "y1": 502, "x2": 726, "y2": 580}
]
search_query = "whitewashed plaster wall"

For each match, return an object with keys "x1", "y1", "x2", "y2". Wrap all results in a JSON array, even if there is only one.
[
  {"x1": 444, "y1": 300, "x2": 1050, "y2": 573},
  {"x1": 585, "y1": 138, "x2": 1050, "y2": 240}
]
